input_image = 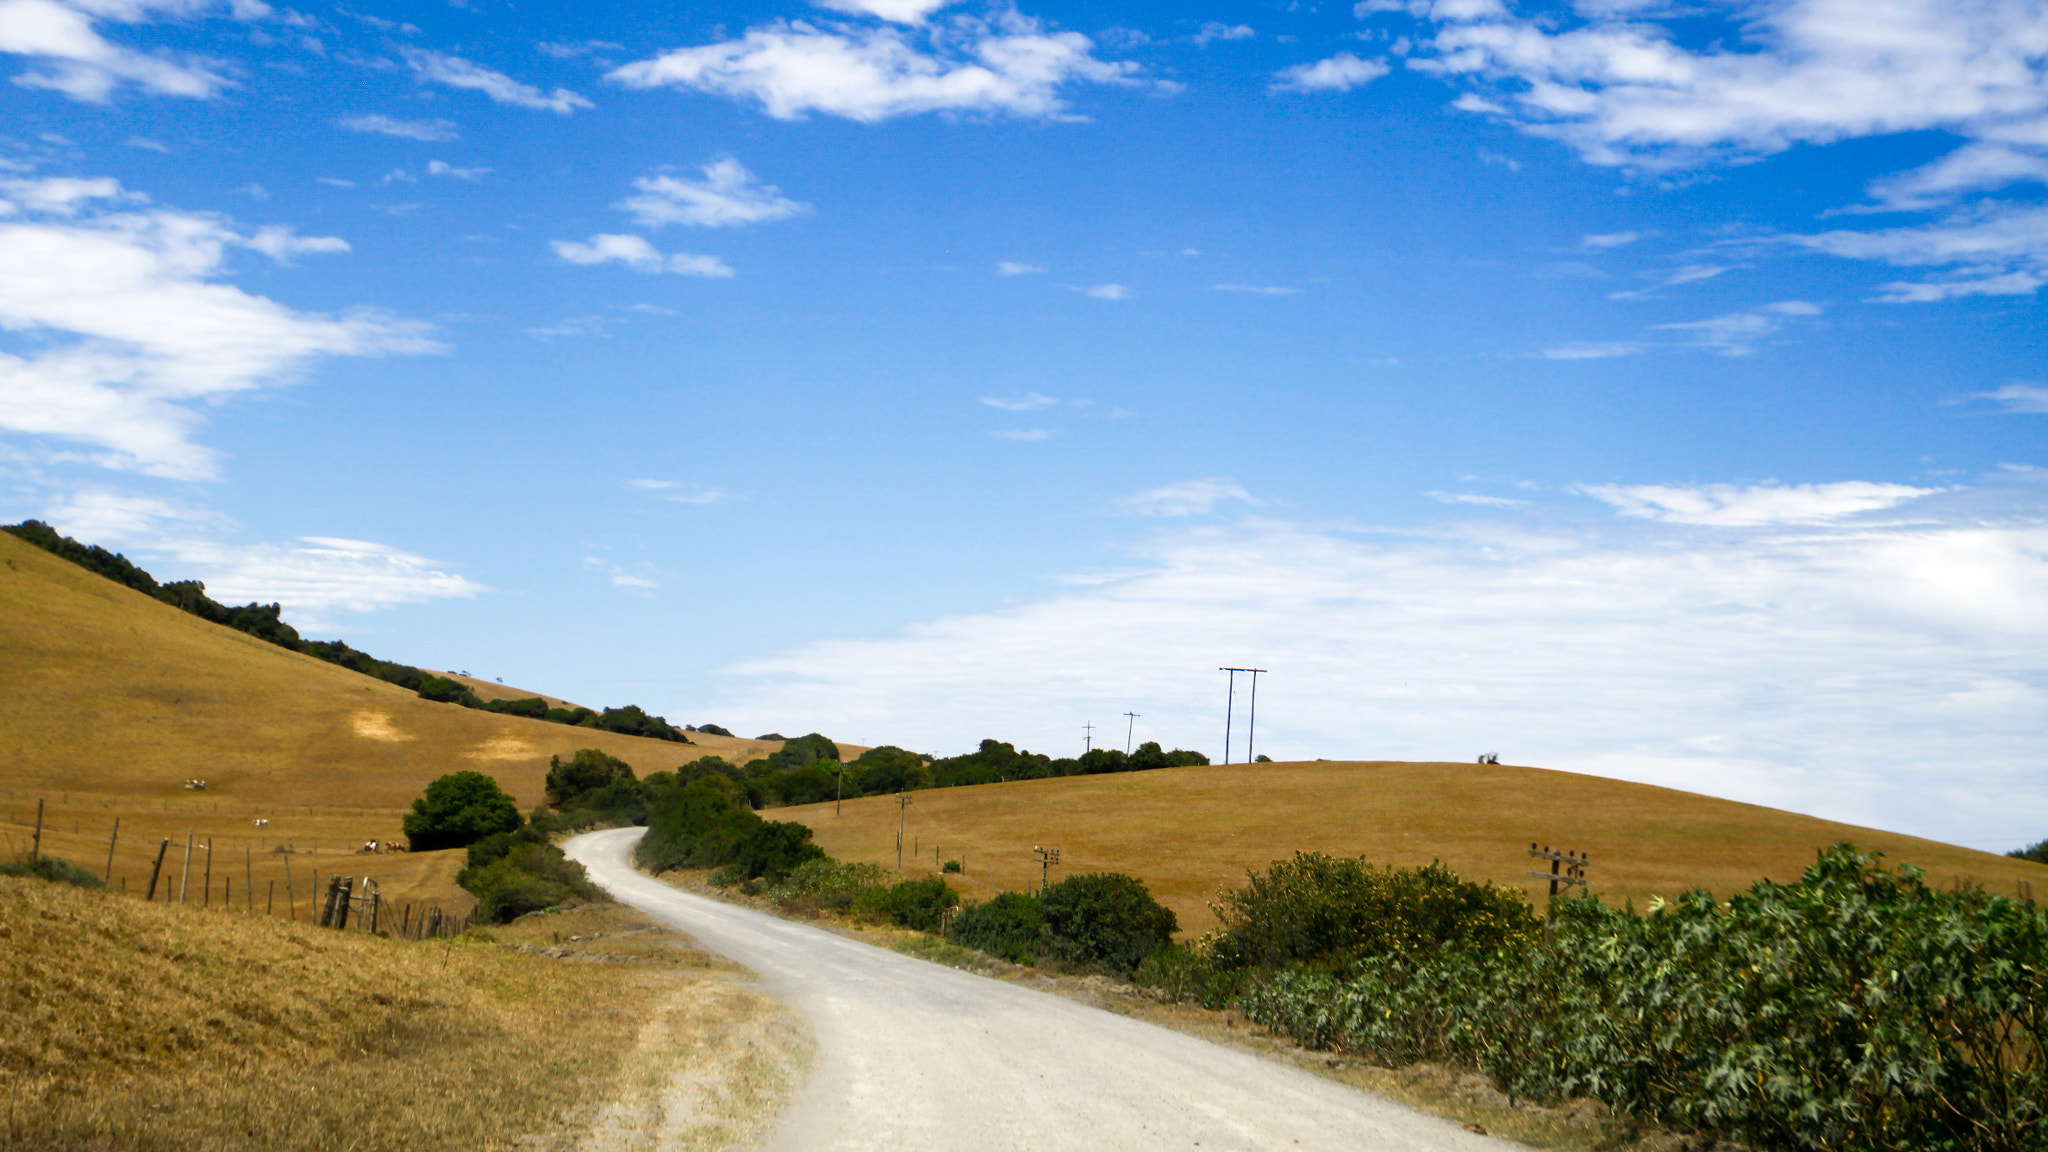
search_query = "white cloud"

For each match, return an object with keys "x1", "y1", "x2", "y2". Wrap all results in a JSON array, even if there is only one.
[
  {"x1": 1862, "y1": 143, "x2": 2048, "y2": 212},
  {"x1": 606, "y1": 12, "x2": 1138, "y2": 122},
  {"x1": 1426, "y1": 491, "x2": 1527, "y2": 506},
  {"x1": 401, "y1": 47, "x2": 592, "y2": 114},
  {"x1": 335, "y1": 113, "x2": 458, "y2": 141},
  {"x1": 551, "y1": 234, "x2": 735, "y2": 277},
  {"x1": 997, "y1": 260, "x2": 1045, "y2": 275},
  {"x1": 0, "y1": 178, "x2": 437, "y2": 479},
  {"x1": 991, "y1": 428, "x2": 1052, "y2": 441},
  {"x1": 1271, "y1": 51, "x2": 1389, "y2": 93},
  {"x1": 1212, "y1": 283, "x2": 1300, "y2": 295},
  {"x1": 713, "y1": 486, "x2": 2048, "y2": 846},
  {"x1": 1117, "y1": 477, "x2": 1259, "y2": 517},
  {"x1": 0, "y1": 0, "x2": 232, "y2": 102},
  {"x1": 1539, "y1": 341, "x2": 1642, "y2": 360},
  {"x1": 1581, "y1": 231, "x2": 1640, "y2": 250},
  {"x1": 426, "y1": 160, "x2": 490, "y2": 181},
  {"x1": 1608, "y1": 262, "x2": 1739, "y2": 300},
  {"x1": 980, "y1": 391, "x2": 1057, "y2": 410},
  {"x1": 1080, "y1": 283, "x2": 1129, "y2": 300},
  {"x1": 1583, "y1": 481, "x2": 1936, "y2": 526},
  {"x1": 619, "y1": 158, "x2": 810, "y2": 228},
  {"x1": 1652, "y1": 300, "x2": 1821, "y2": 356},
  {"x1": 1978, "y1": 382, "x2": 2048, "y2": 413},
  {"x1": 814, "y1": 0, "x2": 955, "y2": 23},
  {"x1": 1785, "y1": 204, "x2": 2048, "y2": 302},
  {"x1": 36, "y1": 490, "x2": 483, "y2": 626},
  {"x1": 1407, "y1": 0, "x2": 2048, "y2": 171},
  {"x1": 1192, "y1": 22, "x2": 1254, "y2": 46}
]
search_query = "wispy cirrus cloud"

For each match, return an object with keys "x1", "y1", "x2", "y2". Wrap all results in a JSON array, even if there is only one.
[
  {"x1": 551, "y1": 233, "x2": 734, "y2": 277},
  {"x1": 1582, "y1": 481, "x2": 1937, "y2": 526},
  {"x1": 997, "y1": 261, "x2": 1045, "y2": 276},
  {"x1": 1977, "y1": 382, "x2": 2048, "y2": 414},
  {"x1": 1117, "y1": 477, "x2": 1259, "y2": 517},
  {"x1": 979, "y1": 391, "x2": 1057, "y2": 411},
  {"x1": 336, "y1": 113, "x2": 458, "y2": 141},
  {"x1": 0, "y1": 0, "x2": 235, "y2": 102},
  {"x1": 1653, "y1": 300, "x2": 1821, "y2": 356},
  {"x1": 401, "y1": 47, "x2": 592, "y2": 113}
]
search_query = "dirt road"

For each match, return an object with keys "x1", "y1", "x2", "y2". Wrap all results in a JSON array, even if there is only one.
[{"x1": 567, "y1": 828, "x2": 1498, "y2": 1152}]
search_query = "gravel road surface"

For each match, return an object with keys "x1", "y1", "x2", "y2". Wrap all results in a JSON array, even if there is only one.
[{"x1": 568, "y1": 827, "x2": 1498, "y2": 1152}]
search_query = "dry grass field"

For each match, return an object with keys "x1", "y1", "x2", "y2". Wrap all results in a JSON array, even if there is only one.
[
  {"x1": 0, "y1": 876, "x2": 805, "y2": 1151},
  {"x1": 779, "y1": 760, "x2": 2048, "y2": 937}
]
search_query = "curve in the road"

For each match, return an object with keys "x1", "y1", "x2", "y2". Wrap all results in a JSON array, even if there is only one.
[{"x1": 567, "y1": 828, "x2": 1498, "y2": 1152}]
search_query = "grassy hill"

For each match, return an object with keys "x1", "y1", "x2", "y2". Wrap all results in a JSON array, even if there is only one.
[
  {"x1": 778, "y1": 759, "x2": 2048, "y2": 937},
  {"x1": 0, "y1": 528, "x2": 782, "y2": 907}
]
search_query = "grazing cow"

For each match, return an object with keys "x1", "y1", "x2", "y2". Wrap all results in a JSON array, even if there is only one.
[
  {"x1": 252, "y1": 818, "x2": 269, "y2": 828},
  {"x1": 361, "y1": 840, "x2": 380, "y2": 854}
]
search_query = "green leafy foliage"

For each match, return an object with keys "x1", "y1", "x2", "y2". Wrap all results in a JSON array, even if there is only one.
[
  {"x1": 948, "y1": 891, "x2": 1045, "y2": 963},
  {"x1": 2009, "y1": 838, "x2": 2048, "y2": 865},
  {"x1": 767, "y1": 857, "x2": 890, "y2": 913},
  {"x1": 634, "y1": 779, "x2": 824, "y2": 882},
  {"x1": 456, "y1": 826, "x2": 603, "y2": 923},
  {"x1": 852, "y1": 875, "x2": 958, "y2": 932},
  {"x1": 1235, "y1": 845, "x2": 2048, "y2": 1152},
  {"x1": 545, "y1": 748, "x2": 636, "y2": 809},
  {"x1": 0, "y1": 855, "x2": 105, "y2": 889},
  {"x1": 1039, "y1": 872, "x2": 1179, "y2": 976},
  {"x1": 1208, "y1": 852, "x2": 1538, "y2": 974},
  {"x1": 415, "y1": 674, "x2": 484, "y2": 707},
  {"x1": 402, "y1": 770, "x2": 522, "y2": 852}
]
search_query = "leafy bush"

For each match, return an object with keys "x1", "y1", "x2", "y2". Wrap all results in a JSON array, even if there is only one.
[
  {"x1": 1040, "y1": 872, "x2": 1178, "y2": 976},
  {"x1": 948, "y1": 891, "x2": 1045, "y2": 963},
  {"x1": 1208, "y1": 852, "x2": 1538, "y2": 974},
  {"x1": 545, "y1": 748, "x2": 637, "y2": 809},
  {"x1": 768, "y1": 857, "x2": 890, "y2": 912},
  {"x1": 2009, "y1": 838, "x2": 2048, "y2": 865},
  {"x1": 941, "y1": 859, "x2": 962, "y2": 873},
  {"x1": 457, "y1": 836, "x2": 603, "y2": 923},
  {"x1": 0, "y1": 855, "x2": 105, "y2": 889},
  {"x1": 1236, "y1": 845, "x2": 2048, "y2": 1152},
  {"x1": 403, "y1": 771, "x2": 522, "y2": 852},
  {"x1": 852, "y1": 876, "x2": 958, "y2": 932},
  {"x1": 634, "y1": 779, "x2": 825, "y2": 882},
  {"x1": 1133, "y1": 942, "x2": 1246, "y2": 1008}
]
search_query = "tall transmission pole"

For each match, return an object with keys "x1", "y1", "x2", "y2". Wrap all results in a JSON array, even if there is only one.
[
  {"x1": 1123, "y1": 711, "x2": 1139, "y2": 755},
  {"x1": 1248, "y1": 668, "x2": 1265, "y2": 763},
  {"x1": 895, "y1": 793, "x2": 913, "y2": 870},
  {"x1": 1220, "y1": 667, "x2": 1267, "y2": 765},
  {"x1": 1082, "y1": 722, "x2": 1095, "y2": 754}
]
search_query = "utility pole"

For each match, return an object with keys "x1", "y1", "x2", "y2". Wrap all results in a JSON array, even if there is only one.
[
  {"x1": 1123, "y1": 712, "x2": 1139, "y2": 755},
  {"x1": 1032, "y1": 844, "x2": 1061, "y2": 895},
  {"x1": 895, "y1": 794, "x2": 913, "y2": 870},
  {"x1": 1082, "y1": 723, "x2": 1095, "y2": 754},
  {"x1": 1219, "y1": 667, "x2": 1266, "y2": 764}
]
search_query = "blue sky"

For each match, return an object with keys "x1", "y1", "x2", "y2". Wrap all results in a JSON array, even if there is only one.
[{"x1": 3, "y1": 0, "x2": 2046, "y2": 850}]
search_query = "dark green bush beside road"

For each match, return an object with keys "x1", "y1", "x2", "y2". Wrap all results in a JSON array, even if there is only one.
[
  {"x1": 403, "y1": 771, "x2": 522, "y2": 852},
  {"x1": 1230, "y1": 846, "x2": 2048, "y2": 1152},
  {"x1": 457, "y1": 826, "x2": 604, "y2": 923}
]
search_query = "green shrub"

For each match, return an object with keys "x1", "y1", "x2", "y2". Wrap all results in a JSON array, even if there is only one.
[
  {"x1": 0, "y1": 855, "x2": 105, "y2": 889},
  {"x1": 852, "y1": 876, "x2": 958, "y2": 932},
  {"x1": 544, "y1": 748, "x2": 636, "y2": 809},
  {"x1": 457, "y1": 839, "x2": 603, "y2": 923},
  {"x1": 635, "y1": 779, "x2": 824, "y2": 881},
  {"x1": 769, "y1": 857, "x2": 889, "y2": 912},
  {"x1": 948, "y1": 891, "x2": 1044, "y2": 964},
  {"x1": 1208, "y1": 852, "x2": 1537, "y2": 974},
  {"x1": 403, "y1": 771, "x2": 522, "y2": 852},
  {"x1": 941, "y1": 859, "x2": 962, "y2": 873},
  {"x1": 1040, "y1": 872, "x2": 1178, "y2": 976},
  {"x1": 2008, "y1": 838, "x2": 2048, "y2": 865},
  {"x1": 1237, "y1": 845, "x2": 2048, "y2": 1152}
]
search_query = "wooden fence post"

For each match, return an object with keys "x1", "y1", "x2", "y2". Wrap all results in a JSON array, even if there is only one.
[
  {"x1": 245, "y1": 846, "x2": 253, "y2": 912},
  {"x1": 144, "y1": 837, "x2": 170, "y2": 900},
  {"x1": 318, "y1": 874, "x2": 340, "y2": 927},
  {"x1": 103, "y1": 816, "x2": 119, "y2": 883},
  {"x1": 267, "y1": 879, "x2": 275, "y2": 916},
  {"x1": 178, "y1": 829, "x2": 193, "y2": 904},
  {"x1": 333, "y1": 877, "x2": 353, "y2": 930},
  {"x1": 283, "y1": 853, "x2": 296, "y2": 920},
  {"x1": 203, "y1": 836, "x2": 213, "y2": 909},
  {"x1": 30, "y1": 799, "x2": 42, "y2": 862}
]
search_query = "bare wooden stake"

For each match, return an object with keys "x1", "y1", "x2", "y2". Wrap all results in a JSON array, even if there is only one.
[
  {"x1": 178, "y1": 829, "x2": 193, "y2": 904},
  {"x1": 244, "y1": 845, "x2": 254, "y2": 912},
  {"x1": 103, "y1": 816, "x2": 119, "y2": 883},
  {"x1": 203, "y1": 836, "x2": 213, "y2": 908},
  {"x1": 267, "y1": 878, "x2": 274, "y2": 916},
  {"x1": 30, "y1": 799, "x2": 43, "y2": 862},
  {"x1": 144, "y1": 838, "x2": 169, "y2": 901}
]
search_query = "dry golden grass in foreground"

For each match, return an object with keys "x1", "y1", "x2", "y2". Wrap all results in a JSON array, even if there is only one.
[
  {"x1": 1, "y1": 877, "x2": 806, "y2": 1152},
  {"x1": 781, "y1": 760, "x2": 2048, "y2": 936}
]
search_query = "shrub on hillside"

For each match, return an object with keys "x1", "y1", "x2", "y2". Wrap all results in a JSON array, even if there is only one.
[
  {"x1": 0, "y1": 855, "x2": 104, "y2": 889},
  {"x1": 457, "y1": 836, "x2": 603, "y2": 923},
  {"x1": 635, "y1": 779, "x2": 825, "y2": 882},
  {"x1": 545, "y1": 748, "x2": 637, "y2": 810},
  {"x1": 1040, "y1": 872, "x2": 1178, "y2": 976},
  {"x1": 949, "y1": 891, "x2": 1045, "y2": 964},
  {"x1": 403, "y1": 771, "x2": 522, "y2": 852},
  {"x1": 2008, "y1": 838, "x2": 2048, "y2": 864},
  {"x1": 768, "y1": 858, "x2": 889, "y2": 913},
  {"x1": 852, "y1": 876, "x2": 958, "y2": 932},
  {"x1": 1207, "y1": 853, "x2": 1537, "y2": 975}
]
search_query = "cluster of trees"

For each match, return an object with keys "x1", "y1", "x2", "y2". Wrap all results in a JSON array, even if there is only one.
[
  {"x1": 5, "y1": 520, "x2": 702, "y2": 743},
  {"x1": 701, "y1": 736, "x2": 1212, "y2": 811}
]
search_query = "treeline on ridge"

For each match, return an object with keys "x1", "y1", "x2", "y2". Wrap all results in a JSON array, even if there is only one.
[{"x1": 3, "y1": 520, "x2": 699, "y2": 743}]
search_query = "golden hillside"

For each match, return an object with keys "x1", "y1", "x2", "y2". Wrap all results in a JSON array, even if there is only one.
[
  {"x1": 0, "y1": 529, "x2": 771, "y2": 903},
  {"x1": 781, "y1": 759, "x2": 2048, "y2": 937}
]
